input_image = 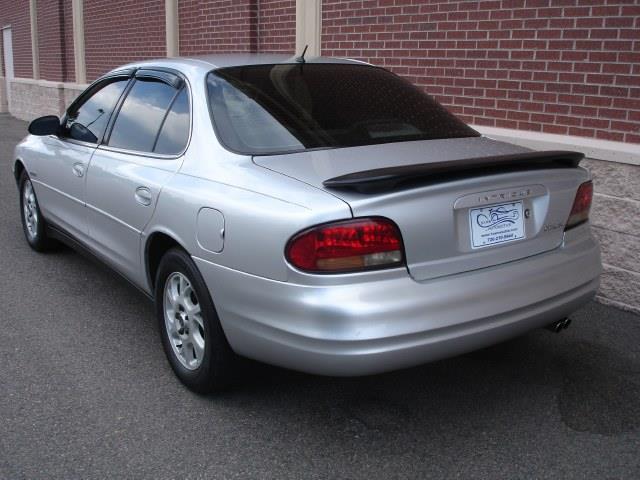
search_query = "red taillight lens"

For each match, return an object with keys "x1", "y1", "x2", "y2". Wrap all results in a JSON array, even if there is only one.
[
  {"x1": 285, "y1": 217, "x2": 405, "y2": 273},
  {"x1": 565, "y1": 180, "x2": 593, "y2": 230}
]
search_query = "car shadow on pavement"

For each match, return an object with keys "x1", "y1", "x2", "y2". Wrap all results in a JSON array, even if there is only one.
[
  {"x1": 225, "y1": 312, "x2": 640, "y2": 439},
  {"x1": 49, "y1": 240, "x2": 640, "y2": 439}
]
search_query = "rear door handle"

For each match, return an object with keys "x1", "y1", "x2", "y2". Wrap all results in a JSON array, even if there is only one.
[
  {"x1": 72, "y1": 163, "x2": 85, "y2": 177},
  {"x1": 135, "y1": 187, "x2": 153, "y2": 206}
]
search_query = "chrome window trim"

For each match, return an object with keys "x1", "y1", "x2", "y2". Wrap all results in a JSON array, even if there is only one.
[
  {"x1": 50, "y1": 135, "x2": 100, "y2": 149},
  {"x1": 95, "y1": 144, "x2": 187, "y2": 161}
]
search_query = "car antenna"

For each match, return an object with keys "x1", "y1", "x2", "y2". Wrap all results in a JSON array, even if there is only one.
[{"x1": 295, "y1": 45, "x2": 308, "y2": 64}]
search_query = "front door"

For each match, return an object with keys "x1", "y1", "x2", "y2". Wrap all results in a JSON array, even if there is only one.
[{"x1": 32, "y1": 76, "x2": 130, "y2": 239}]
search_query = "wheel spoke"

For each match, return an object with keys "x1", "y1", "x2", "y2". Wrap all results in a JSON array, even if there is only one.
[
  {"x1": 182, "y1": 340, "x2": 194, "y2": 365},
  {"x1": 166, "y1": 286, "x2": 176, "y2": 310},
  {"x1": 191, "y1": 331, "x2": 205, "y2": 362},
  {"x1": 179, "y1": 275, "x2": 189, "y2": 303},
  {"x1": 191, "y1": 312, "x2": 204, "y2": 332},
  {"x1": 184, "y1": 297, "x2": 200, "y2": 317},
  {"x1": 168, "y1": 277, "x2": 180, "y2": 307},
  {"x1": 165, "y1": 314, "x2": 179, "y2": 338}
]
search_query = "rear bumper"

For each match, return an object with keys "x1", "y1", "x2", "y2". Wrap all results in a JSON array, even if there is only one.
[{"x1": 194, "y1": 227, "x2": 601, "y2": 376}]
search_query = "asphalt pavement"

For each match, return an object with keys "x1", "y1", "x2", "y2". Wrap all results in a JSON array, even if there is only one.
[{"x1": 1, "y1": 113, "x2": 639, "y2": 479}]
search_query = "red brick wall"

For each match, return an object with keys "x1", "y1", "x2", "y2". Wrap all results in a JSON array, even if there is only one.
[
  {"x1": 179, "y1": 0, "x2": 296, "y2": 55},
  {"x1": 0, "y1": 1, "x2": 33, "y2": 78},
  {"x1": 322, "y1": 0, "x2": 640, "y2": 144},
  {"x1": 258, "y1": 0, "x2": 296, "y2": 53},
  {"x1": 37, "y1": 0, "x2": 75, "y2": 82},
  {"x1": 84, "y1": 0, "x2": 166, "y2": 81},
  {"x1": 179, "y1": 0, "x2": 258, "y2": 55}
]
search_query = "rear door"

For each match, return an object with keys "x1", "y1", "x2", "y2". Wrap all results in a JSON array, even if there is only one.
[
  {"x1": 34, "y1": 75, "x2": 130, "y2": 239},
  {"x1": 84, "y1": 69, "x2": 190, "y2": 284}
]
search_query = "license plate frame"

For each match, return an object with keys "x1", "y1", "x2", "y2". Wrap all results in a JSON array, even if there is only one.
[{"x1": 469, "y1": 201, "x2": 525, "y2": 249}]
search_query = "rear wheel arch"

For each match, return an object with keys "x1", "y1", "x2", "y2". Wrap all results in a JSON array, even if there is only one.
[
  {"x1": 14, "y1": 160, "x2": 26, "y2": 185},
  {"x1": 145, "y1": 231, "x2": 189, "y2": 293}
]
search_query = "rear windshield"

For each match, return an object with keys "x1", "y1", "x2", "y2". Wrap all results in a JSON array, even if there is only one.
[{"x1": 206, "y1": 63, "x2": 478, "y2": 155}]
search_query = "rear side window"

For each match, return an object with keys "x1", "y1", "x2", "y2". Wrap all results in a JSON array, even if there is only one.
[
  {"x1": 64, "y1": 78, "x2": 128, "y2": 143},
  {"x1": 154, "y1": 88, "x2": 190, "y2": 155},
  {"x1": 207, "y1": 64, "x2": 478, "y2": 155},
  {"x1": 108, "y1": 79, "x2": 188, "y2": 154}
]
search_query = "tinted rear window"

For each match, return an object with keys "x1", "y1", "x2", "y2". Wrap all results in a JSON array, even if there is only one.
[{"x1": 207, "y1": 64, "x2": 478, "y2": 155}]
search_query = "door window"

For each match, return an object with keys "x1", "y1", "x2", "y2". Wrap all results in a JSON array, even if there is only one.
[
  {"x1": 63, "y1": 78, "x2": 129, "y2": 144},
  {"x1": 154, "y1": 88, "x2": 190, "y2": 155},
  {"x1": 108, "y1": 79, "x2": 182, "y2": 153}
]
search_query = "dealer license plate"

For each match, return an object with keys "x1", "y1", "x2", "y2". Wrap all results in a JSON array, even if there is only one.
[{"x1": 469, "y1": 201, "x2": 525, "y2": 249}]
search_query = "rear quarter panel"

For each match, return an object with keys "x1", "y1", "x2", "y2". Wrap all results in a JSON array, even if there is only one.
[
  {"x1": 144, "y1": 158, "x2": 351, "y2": 286},
  {"x1": 139, "y1": 63, "x2": 352, "y2": 288}
]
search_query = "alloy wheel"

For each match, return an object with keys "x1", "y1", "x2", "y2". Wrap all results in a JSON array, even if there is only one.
[
  {"x1": 23, "y1": 180, "x2": 39, "y2": 240},
  {"x1": 163, "y1": 272, "x2": 206, "y2": 370}
]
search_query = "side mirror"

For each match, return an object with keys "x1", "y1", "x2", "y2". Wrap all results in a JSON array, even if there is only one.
[{"x1": 28, "y1": 115, "x2": 61, "y2": 136}]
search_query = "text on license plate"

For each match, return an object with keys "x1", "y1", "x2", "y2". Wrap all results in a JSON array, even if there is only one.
[{"x1": 469, "y1": 201, "x2": 525, "y2": 249}]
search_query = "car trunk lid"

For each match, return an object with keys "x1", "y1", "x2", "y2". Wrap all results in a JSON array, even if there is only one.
[{"x1": 253, "y1": 137, "x2": 587, "y2": 280}]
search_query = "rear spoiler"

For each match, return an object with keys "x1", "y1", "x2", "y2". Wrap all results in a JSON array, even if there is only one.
[{"x1": 323, "y1": 150, "x2": 584, "y2": 193}]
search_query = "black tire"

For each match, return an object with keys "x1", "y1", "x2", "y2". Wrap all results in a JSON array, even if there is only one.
[
  {"x1": 18, "y1": 170, "x2": 56, "y2": 252},
  {"x1": 155, "y1": 247, "x2": 235, "y2": 393}
]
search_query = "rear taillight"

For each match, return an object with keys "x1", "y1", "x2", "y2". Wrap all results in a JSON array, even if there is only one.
[
  {"x1": 565, "y1": 180, "x2": 593, "y2": 230},
  {"x1": 285, "y1": 217, "x2": 405, "y2": 273}
]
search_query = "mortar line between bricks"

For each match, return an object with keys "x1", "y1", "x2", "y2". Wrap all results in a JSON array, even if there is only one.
[
  {"x1": 594, "y1": 295, "x2": 640, "y2": 316},
  {"x1": 591, "y1": 225, "x2": 640, "y2": 238},
  {"x1": 594, "y1": 192, "x2": 640, "y2": 204},
  {"x1": 602, "y1": 262, "x2": 640, "y2": 276}
]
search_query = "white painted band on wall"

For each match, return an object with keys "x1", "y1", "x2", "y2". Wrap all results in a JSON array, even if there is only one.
[
  {"x1": 6, "y1": 76, "x2": 88, "y2": 90},
  {"x1": 29, "y1": 0, "x2": 39, "y2": 80},
  {"x1": 165, "y1": 0, "x2": 179, "y2": 57},
  {"x1": 472, "y1": 125, "x2": 640, "y2": 166},
  {"x1": 296, "y1": 0, "x2": 321, "y2": 57},
  {"x1": 72, "y1": 0, "x2": 86, "y2": 84}
]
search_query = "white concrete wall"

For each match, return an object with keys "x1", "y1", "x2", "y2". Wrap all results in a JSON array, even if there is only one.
[
  {"x1": 475, "y1": 125, "x2": 640, "y2": 314},
  {"x1": 0, "y1": 76, "x2": 7, "y2": 113},
  {"x1": 8, "y1": 78, "x2": 86, "y2": 121}
]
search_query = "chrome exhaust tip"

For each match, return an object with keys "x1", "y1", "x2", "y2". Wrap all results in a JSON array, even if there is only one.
[{"x1": 546, "y1": 318, "x2": 570, "y2": 333}]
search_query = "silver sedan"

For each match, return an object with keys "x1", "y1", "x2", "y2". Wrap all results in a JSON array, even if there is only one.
[{"x1": 13, "y1": 54, "x2": 601, "y2": 392}]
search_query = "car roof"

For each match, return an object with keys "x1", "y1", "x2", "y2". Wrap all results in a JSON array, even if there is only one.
[{"x1": 112, "y1": 54, "x2": 371, "y2": 77}]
